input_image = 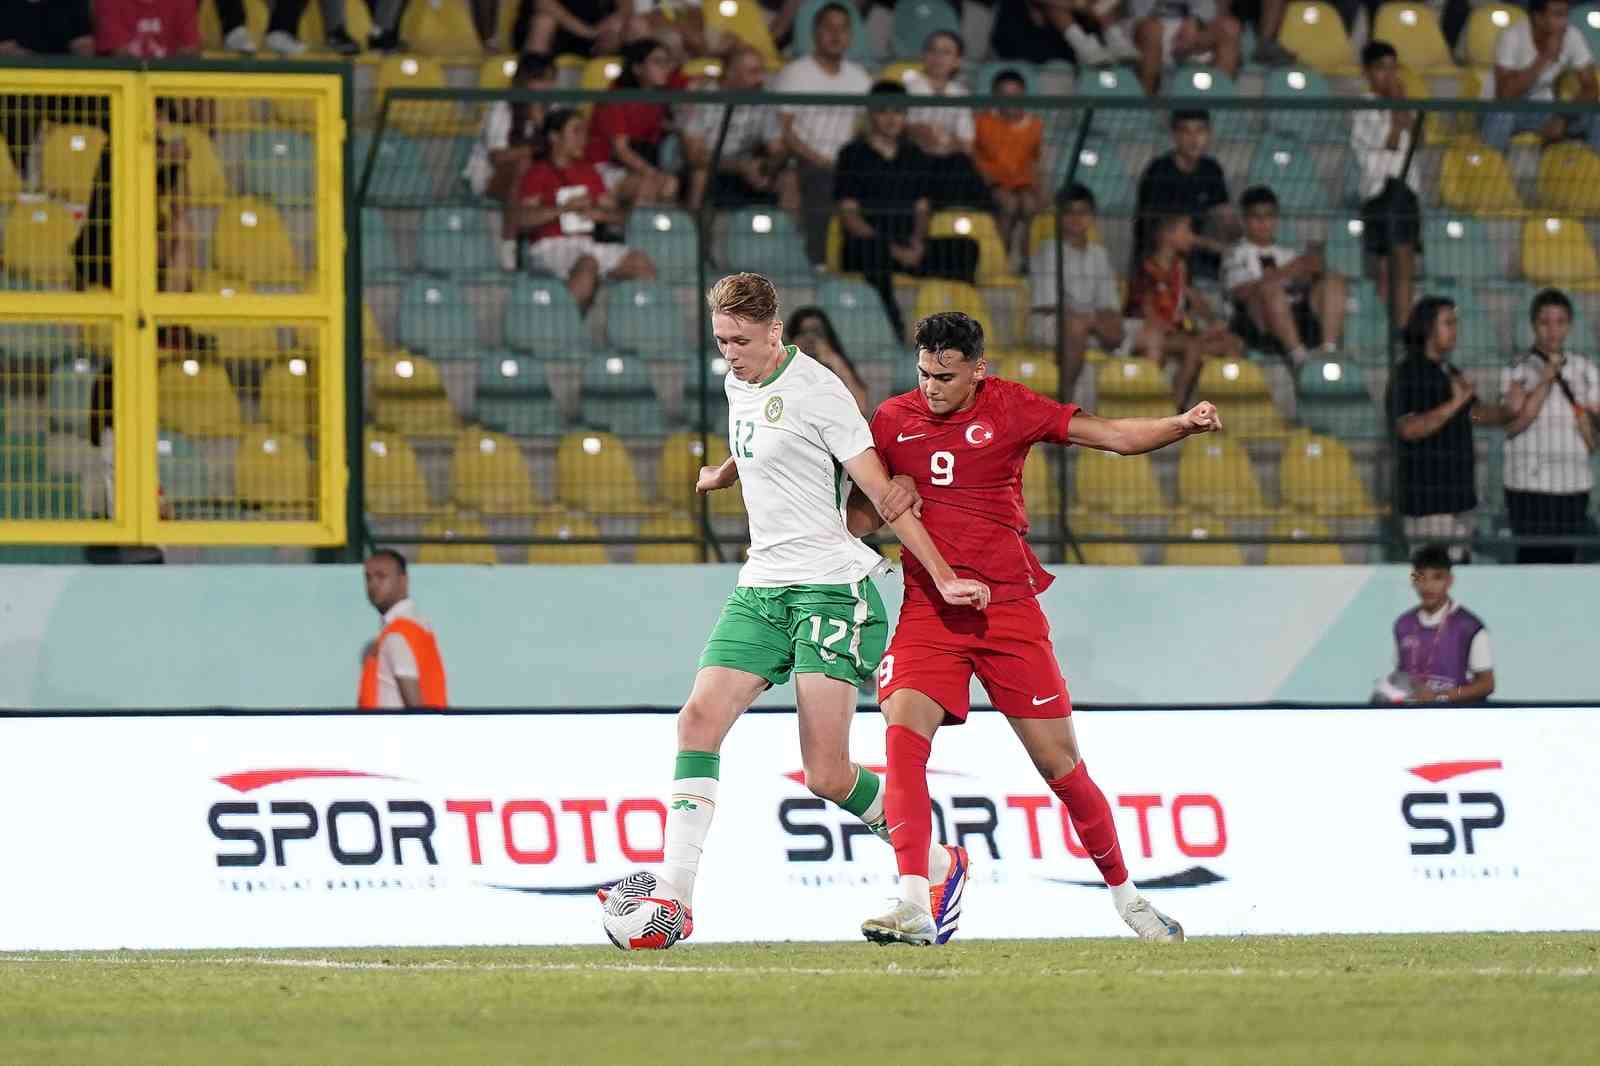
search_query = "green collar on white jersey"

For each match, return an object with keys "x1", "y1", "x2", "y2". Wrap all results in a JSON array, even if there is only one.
[{"x1": 758, "y1": 345, "x2": 799, "y2": 387}]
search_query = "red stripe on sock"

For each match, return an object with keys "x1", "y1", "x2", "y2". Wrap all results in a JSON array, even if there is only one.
[
  {"x1": 885, "y1": 724, "x2": 933, "y2": 879},
  {"x1": 1048, "y1": 762, "x2": 1130, "y2": 888}
]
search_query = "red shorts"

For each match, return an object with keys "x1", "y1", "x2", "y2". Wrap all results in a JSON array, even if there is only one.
[{"x1": 877, "y1": 596, "x2": 1071, "y2": 724}]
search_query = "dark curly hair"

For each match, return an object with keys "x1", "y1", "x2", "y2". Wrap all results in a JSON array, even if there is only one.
[{"x1": 912, "y1": 312, "x2": 985, "y2": 362}]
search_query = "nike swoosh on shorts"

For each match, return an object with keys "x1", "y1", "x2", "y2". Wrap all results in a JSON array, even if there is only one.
[{"x1": 1031, "y1": 694, "x2": 1060, "y2": 706}]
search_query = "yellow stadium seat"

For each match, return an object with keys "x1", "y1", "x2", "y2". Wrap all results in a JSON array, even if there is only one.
[
  {"x1": 637, "y1": 512, "x2": 703, "y2": 564},
  {"x1": 1440, "y1": 143, "x2": 1522, "y2": 215},
  {"x1": 260, "y1": 356, "x2": 314, "y2": 433},
  {"x1": 1395, "y1": 65, "x2": 1462, "y2": 146},
  {"x1": 1095, "y1": 358, "x2": 1171, "y2": 419},
  {"x1": 376, "y1": 56, "x2": 457, "y2": 136},
  {"x1": 401, "y1": 0, "x2": 482, "y2": 56},
  {"x1": 1072, "y1": 448, "x2": 1169, "y2": 515},
  {"x1": 555, "y1": 431, "x2": 650, "y2": 516},
  {"x1": 191, "y1": 271, "x2": 284, "y2": 357},
  {"x1": 449, "y1": 428, "x2": 541, "y2": 514},
  {"x1": 160, "y1": 127, "x2": 230, "y2": 202},
  {"x1": 931, "y1": 211, "x2": 1018, "y2": 286},
  {"x1": 879, "y1": 61, "x2": 923, "y2": 86},
  {"x1": 913, "y1": 281, "x2": 994, "y2": 344},
  {"x1": 158, "y1": 358, "x2": 244, "y2": 437},
  {"x1": 528, "y1": 511, "x2": 609, "y2": 564},
  {"x1": 300, "y1": 0, "x2": 373, "y2": 46},
  {"x1": 1165, "y1": 514, "x2": 1245, "y2": 565},
  {"x1": 1067, "y1": 514, "x2": 1142, "y2": 566},
  {"x1": 235, "y1": 428, "x2": 313, "y2": 511},
  {"x1": 0, "y1": 137, "x2": 20, "y2": 203},
  {"x1": 38, "y1": 124, "x2": 106, "y2": 205},
  {"x1": 362, "y1": 302, "x2": 389, "y2": 355},
  {"x1": 365, "y1": 430, "x2": 437, "y2": 515},
  {"x1": 1374, "y1": 3, "x2": 1455, "y2": 73},
  {"x1": 419, "y1": 511, "x2": 498, "y2": 565},
  {"x1": 1280, "y1": 432, "x2": 1379, "y2": 515},
  {"x1": 1266, "y1": 515, "x2": 1344, "y2": 564},
  {"x1": 375, "y1": 393, "x2": 458, "y2": 437},
  {"x1": 1196, "y1": 358, "x2": 1288, "y2": 439},
  {"x1": 212, "y1": 197, "x2": 302, "y2": 286},
  {"x1": 680, "y1": 57, "x2": 726, "y2": 82},
  {"x1": 1522, "y1": 216, "x2": 1600, "y2": 288},
  {"x1": 1279, "y1": 3, "x2": 1358, "y2": 74},
  {"x1": 992, "y1": 350, "x2": 1060, "y2": 398},
  {"x1": 374, "y1": 351, "x2": 445, "y2": 395},
  {"x1": 1176, "y1": 435, "x2": 1269, "y2": 515},
  {"x1": 1537, "y1": 143, "x2": 1600, "y2": 215},
  {"x1": 1465, "y1": 4, "x2": 1527, "y2": 68},
  {"x1": 704, "y1": 0, "x2": 782, "y2": 67},
  {"x1": 1023, "y1": 448, "x2": 1060, "y2": 522},
  {"x1": 656, "y1": 431, "x2": 743, "y2": 516},
  {"x1": 581, "y1": 55, "x2": 624, "y2": 91},
  {"x1": 480, "y1": 54, "x2": 520, "y2": 90},
  {"x1": 201, "y1": 0, "x2": 268, "y2": 49},
  {"x1": 3, "y1": 201, "x2": 80, "y2": 288}
]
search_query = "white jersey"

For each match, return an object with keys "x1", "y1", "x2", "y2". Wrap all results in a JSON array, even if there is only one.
[{"x1": 727, "y1": 347, "x2": 886, "y2": 587}]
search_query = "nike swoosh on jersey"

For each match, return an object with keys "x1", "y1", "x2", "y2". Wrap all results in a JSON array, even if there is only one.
[
  {"x1": 896, "y1": 432, "x2": 928, "y2": 442},
  {"x1": 1031, "y1": 694, "x2": 1060, "y2": 706}
]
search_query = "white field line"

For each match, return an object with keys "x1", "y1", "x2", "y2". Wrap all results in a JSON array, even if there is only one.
[{"x1": 0, "y1": 955, "x2": 1595, "y2": 979}]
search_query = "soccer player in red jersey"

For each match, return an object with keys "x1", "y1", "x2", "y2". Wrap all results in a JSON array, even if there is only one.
[{"x1": 849, "y1": 311, "x2": 1222, "y2": 945}]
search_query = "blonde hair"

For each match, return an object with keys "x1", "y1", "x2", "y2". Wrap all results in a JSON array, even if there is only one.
[{"x1": 706, "y1": 272, "x2": 780, "y2": 324}]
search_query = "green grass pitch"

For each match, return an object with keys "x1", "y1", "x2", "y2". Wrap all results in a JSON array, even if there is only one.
[{"x1": 3, "y1": 935, "x2": 1598, "y2": 1065}]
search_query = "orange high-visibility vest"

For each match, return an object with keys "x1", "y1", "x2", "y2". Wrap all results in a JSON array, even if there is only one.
[{"x1": 358, "y1": 617, "x2": 449, "y2": 709}]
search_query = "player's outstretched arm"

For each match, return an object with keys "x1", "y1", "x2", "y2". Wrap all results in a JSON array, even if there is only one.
[
  {"x1": 843, "y1": 476, "x2": 920, "y2": 538},
  {"x1": 695, "y1": 456, "x2": 739, "y2": 494},
  {"x1": 1068, "y1": 401, "x2": 1222, "y2": 455},
  {"x1": 842, "y1": 449, "x2": 989, "y2": 609}
]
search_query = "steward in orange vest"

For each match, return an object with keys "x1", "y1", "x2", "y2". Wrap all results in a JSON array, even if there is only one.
[{"x1": 359, "y1": 549, "x2": 448, "y2": 709}]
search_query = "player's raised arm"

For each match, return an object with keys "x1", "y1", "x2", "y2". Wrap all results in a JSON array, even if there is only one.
[
  {"x1": 844, "y1": 476, "x2": 920, "y2": 537},
  {"x1": 1067, "y1": 401, "x2": 1223, "y2": 455},
  {"x1": 842, "y1": 448, "x2": 989, "y2": 610}
]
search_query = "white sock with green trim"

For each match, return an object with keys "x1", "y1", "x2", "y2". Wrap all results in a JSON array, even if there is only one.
[
  {"x1": 661, "y1": 750, "x2": 719, "y2": 906},
  {"x1": 840, "y1": 764, "x2": 951, "y2": 883}
]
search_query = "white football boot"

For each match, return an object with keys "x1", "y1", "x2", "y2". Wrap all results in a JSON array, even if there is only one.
[
  {"x1": 861, "y1": 900, "x2": 937, "y2": 946},
  {"x1": 1118, "y1": 895, "x2": 1185, "y2": 942}
]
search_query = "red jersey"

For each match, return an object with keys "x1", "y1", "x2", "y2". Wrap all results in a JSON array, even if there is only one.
[
  {"x1": 872, "y1": 377, "x2": 1078, "y2": 608},
  {"x1": 585, "y1": 101, "x2": 668, "y2": 165},
  {"x1": 1126, "y1": 253, "x2": 1187, "y2": 326},
  {"x1": 95, "y1": 0, "x2": 198, "y2": 57},
  {"x1": 518, "y1": 161, "x2": 606, "y2": 241}
]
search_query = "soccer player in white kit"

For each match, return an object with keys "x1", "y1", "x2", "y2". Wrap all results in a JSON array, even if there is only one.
[{"x1": 599, "y1": 273, "x2": 989, "y2": 947}]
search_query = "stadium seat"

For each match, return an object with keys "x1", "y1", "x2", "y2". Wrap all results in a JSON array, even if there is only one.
[
  {"x1": 891, "y1": 0, "x2": 959, "y2": 59},
  {"x1": 1266, "y1": 515, "x2": 1344, "y2": 564},
  {"x1": 399, "y1": 0, "x2": 482, "y2": 55},
  {"x1": 1248, "y1": 141, "x2": 1327, "y2": 214},
  {"x1": 189, "y1": 271, "x2": 285, "y2": 358},
  {"x1": 703, "y1": 0, "x2": 781, "y2": 67},
  {"x1": 418, "y1": 511, "x2": 497, "y2": 565},
  {"x1": 1073, "y1": 447, "x2": 1169, "y2": 515},
  {"x1": 992, "y1": 350, "x2": 1060, "y2": 398},
  {"x1": 364, "y1": 430, "x2": 436, "y2": 515},
  {"x1": 1576, "y1": 5, "x2": 1600, "y2": 60},
  {"x1": 476, "y1": 354, "x2": 563, "y2": 435},
  {"x1": 1440, "y1": 143, "x2": 1523, "y2": 215},
  {"x1": 721, "y1": 207, "x2": 814, "y2": 281},
  {"x1": 1164, "y1": 514, "x2": 1245, "y2": 565},
  {"x1": 527, "y1": 511, "x2": 608, "y2": 564},
  {"x1": 636, "y1": 512, "x2": 703, "y2": 564},
  {"x1": 1022, "y1": 448, "x2": 1061, "y2": 524},
  {"x1": 362, "y1": 210, "x2": 407, "y2": 281},
  {"x1": 211, "y1": 198, "x2": 302, "y2": 286},
  {"x1": 579, "y1": 55, "x2": 624, "y2": 92},
  {"x1": 912, "y1": 281, "x2": 993, "y2": 342},
  {"x1": 478, "y1": 54, "x2": 520, "y2": 91},
  {"x1": 1321, "y1": 216, "x2": 1367, "y2": 279},
  {"x1": 1280, "y1": 431, "x2": 1378, "y2": 515},
  {"x1": 449, "y1": 428, "x2": 540, "y2": 514},
  {"x1": 605, "y1": 281, "x2": 685, "y2": 353},
  {"x1": 47, "y1": 355, "x2": 99, "y2": 436},
  {"x1": 555, "y1": 430, "x2": 650, "y2": 516},
  {"x1": 818, "y1": 278, "x2": 901, "y2": 359},
  {"x1": 259, "y1": 357, "x2": 314, "y2": 433},
  {"x1": 1341, "y1": 279, "x2": 1396, "y2": 361},
  {"x1": 1522, "y1": 216, "x2": 1600, "y2": 288},
  {"x1": 657, "y1": 431, "x2": 743, "y2": 516},
  {"x1": 930, "y1": 211, "x2": 1016, "y2": 286},
  {"x1": 160, "y1": 127, "x2": 231, "y2": 202},
  {"x1": 375, "y1": 56, "x2": 456, "y2": 136},
  {"x1": 1095, "y1": 359, "x2": 1170, "y2": 420},
  {"x1": 628, "y1": 207, "x2": 700, "y2": 278},
  {"x1": 1176, "y1": 435, "x2": 1269, "y2": 515},
  {"x1": 581, "y1": 353, "x2": 666, "y2": 436},
  {"x1": 1279, "y1": 2, "x2": 1358, "y2": 74},
  {"x1": 1297, "y1": 359, "x2": 1383, "y2": 439},
  {"x1": 1465, "y1": 5, "x2": 1528, "y2": 68},
  {"x1": 419, "y1": 207, "x2": 500, "y2": 277},
  {"x1": 239, "y1": 128, "x2": 315, "y2": 202},
  {"x1": 351, "y1": 133, "x2": 427, "y2": 200},
  {"x1": 1536, "y1": 142, "x2": 1600, "y2": 215},
  {"x1": 157, "y1": 430, "x2": 210, "y2": 508},
  {"x1": 1074, "y1": 66, "x2": 1144, "y2": 136},
  {"x1": 3, "y1": 201, "x2": 79, "y2": 289},
  {"x1": 373, "y1": 350, "x2": 445, "y2": 396},
  {"x1": 158, "y1": 359, "x2": 243, "y2": 437},
  {"x1": 1451, "y1": 303, "x2": 1501, "y2": 367},
  {"x1": 1168, "y1": 67, "x2": 1249, "y2": 139},
  {"x1": 1197, "y1": 359, "x2": 1287, "y2": 439},
  {"x1": 398, "y1": 278, "x2": 479, "y2": 356},
  {"x1": 0, "y1": 136, "x2": 21, "y2": 203},
  {"x1": 1264, "y1": 68, "x2": 1344, "y2": 143},
  {"x1": 38, "y1": 124, "x2": 106, "y2": 206},
  {"x1": 1065, "y1": 514, "x2": 1142, "y2": 565},
  {"x1": 1422, "y1": 215, "x2": 1500, "y2": 282},
  {"x1": 374, "y1": 355, "x2": 458, "y2": 436},
  {"x1": 1374, "y1": 3, "x2": 1456, "y2": 73},
  {"x1": 791, "y1": 0, "x2": 876, "y2": 64},
  {"x1": 1053, "y1": 145, "x2": 1134, "y2": 215},
  {"x1": 505, "y1": 276, "x2": 592, "y2": 357},
  {"x1": 235, "y1": 428, "x2": 313, "y2": 512}
]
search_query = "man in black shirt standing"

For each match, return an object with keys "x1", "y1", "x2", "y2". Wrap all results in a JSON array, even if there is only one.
[{"x1": 1133, "y1": 110, "x2": 1236, "y2": 283}]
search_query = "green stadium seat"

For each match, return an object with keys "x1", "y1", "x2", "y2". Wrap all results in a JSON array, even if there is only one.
[
  {"x1": 891, "y1": 0, "x2": 959, "y2": 59},
  {"x1": 1422, "y1": 216, "x2": 1498, "y2": 283},
  {"x1": 1265, "y1": 68, "x2": 1343, "y2": 143},
  {"x1": 0, "y1": 435, "x2": 80, "y2": 519},
  {"x1": 1054, "y1": 144, "x2": 1134, "y2": 214},
  {"x1": 605, "y1": 281, "x2": 685, "y2": 354},
  {"x1": 682, "y1": 353, "x2": 729, "y2": 429},
  {"x1": 818, "y1": 278, "x2": 901, "y2": 359},
  {"x1": 581, "y1": 353, "x2": 665, "y2": 436},
  {"x1": 1323, "y1": 216, "x2": 1366, "y2": 279},
  {"x1": 791, "y1": 0, "x2": 877, "y2": 64},
  {"x1": 398, "y1": 278, "x2": 479, "y2": 356},
  {"x1": 0, "y1": 545, "x2": 87, "y2": 563},
  {"x1": 1167, "y1": 67, "x2": 1250, "y2": 139},
  {"x1": 362, "y1": 210, "x2": 408, "y2": 280},
  {"x1": 48, "y1": 355, "x2": 99, "y2": 436},
  {"x1": 420, "y1": 207, "x2": 501, "y2": 277},
  {"x1": 1342, "y1": 280, "x2": 1394, "y2": 362},
  {"x1": 240, "y1": 128, "x2": 317, "y2": 203},
  {"x1": 157, "y1": 430, "x2": 212, "y2": 508},
  {"x1": 352, "y1": 132, "x2": 430, "y2": 202},
  {"x1": 626, "y1": 207, "x2": 699, "y2": 278},
  {"x1": 1076, "y1": 67, "x2": 1143, "y2": 137},
  {"x1": 721, "y1": 207, "x2": 814, "y2": 282},
  {"x1": 504, "y1": 276, "x2": 592, "y2": 358},
  {"x1": 1248, "y1": 141, "x2": 1328, "y2": 213},
  {"x1": 1452, "y1": 304, "x2": 1502, "y2": 368},
  {"x1": 1575, "y1": 5, "x2": 1600, "y2": 60},
  {"x1": 1297, "y1": 358, "x2": 1383, "y2": 439},
  {"x1": 476, "y1": 352, "x2": 565, "y2": 435}
]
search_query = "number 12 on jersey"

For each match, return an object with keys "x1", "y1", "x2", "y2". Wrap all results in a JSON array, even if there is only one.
[
  {"x1": 733, "y1": 419, "x2": 756, "y2": 458},
  {"x1": 930, "y1": 450, "x2": 955, "y2": 485}
]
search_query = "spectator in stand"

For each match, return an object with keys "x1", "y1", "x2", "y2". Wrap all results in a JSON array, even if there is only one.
[
  {"x1": 1133, "y1": 109, "x2": 1235, "y2": 284},
  {"x1": 903, "y1": 30, "x2": 990, "y2": 211},
  {"x1": 835, "y1": 81, "x2": 980, "y2": 341},
  {"x1": 1353, "y1": 40, "x2": 1422, "y2": 327},
  {"x1": 1062, "y1": 0, "x2": 1140, "y2": 66},
  {"x1": 785, "y1": 307, "x2": 870, "y2": 414},
  {"x1": 1376, "y1": 544, "x2": 1495, "y2": 705},
  {"x1": 519, "y1": 108, "x2": 657, "y2": 314},
  {"x1": 1482, "y1": 0, "x2": 1600, "y2": 154},
  {"x1": 990, "y1": 0, "x2": 1077, "y2": 65},
  {"x1": 682, "y1": 45, "x2": 794, "y2": 211},
  {"x1": 630, "y1": 0, "x2": 709, "y2": 59},
  {"x1": 465, "y1": 53, "x2": 557, "y2": 273},
  {"x1": 763, "y1": 0, "x2": 805, "y2": 48},
  {"x1": 1128, "y1": 0, "x2": 1241, "y2": 96},
  {"x1": 774, "y1": 1, "x2": 872, "y2": 263},
  {"x1": 1030, "y1": 183, "x2": 1123, "y2": 400},
  {"x1": 1223, "y1": 185, "x2": 1346, "y2": 370},
  {"x1": 973, "y1": 69, "x2": 1043, "y2": 257},
  {"x1": 586, "y1": 37, "x2": 680, "y2": 206},
  {"x1": 1388, "y1": 295, "x2": 1478, "y2": 562},
  {"x1": 1229, "y1": 0, "x2": 1294, "y2": 66},
  {"x1": 1126, "y1": 213, "x2": 1240, "y2": 409},
  {"x1": 213, "y1": 0, "x2": 318, "y2": 55},
  {"x1": 96, "y1": 0, "x2": 200, "y2": 57},
  {"x1": 522, "y1": 0, "x2": 628, "y2": 58},
  {"x1": 1500, "y1": 288, "x2": 1600, "y2": 564},
  {"x1": 0, "y1": 1, "x2": 92, "y2": 56}
]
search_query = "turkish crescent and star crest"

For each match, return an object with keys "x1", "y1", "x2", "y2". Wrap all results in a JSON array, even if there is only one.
[{"x1": 964, "y1": 421, "x2": 995, "y2": 447}]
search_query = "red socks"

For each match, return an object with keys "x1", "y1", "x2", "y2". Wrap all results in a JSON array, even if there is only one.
[
  {"x1": 884, "y1": 724, "x2": 933, "y2": 879},
  {"x1": 1049, "y1": 762, "x2": 1130, "y2": 888}
]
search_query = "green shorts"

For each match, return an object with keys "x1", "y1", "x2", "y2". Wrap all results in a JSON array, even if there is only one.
[{"x1": 698, "y1": 580, "x2": 888, "y2": 689}]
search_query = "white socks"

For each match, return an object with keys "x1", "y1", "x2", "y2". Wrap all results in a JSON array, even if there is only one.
[
  {"x1": 660, "y1": 751, "x2": 720, "y2": 906},
  {"x1": 1110, "y1": 878, "x2": 1140, "y2": 912}
]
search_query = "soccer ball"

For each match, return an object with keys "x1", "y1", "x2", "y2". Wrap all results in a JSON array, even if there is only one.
[{"x1": 601, "y1": 871, "x2": 686, "y2": 950}]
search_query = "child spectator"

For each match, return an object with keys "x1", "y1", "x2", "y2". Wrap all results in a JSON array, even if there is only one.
[
  {"x1": 1126, "y1": 214, "x2": 1241, "y2": 409},
  {"x1": 1377, "y1": 544, "x2": 1495, "y2": 704},
  {"x1": 1128, "y1": 0, "x2": 1241, "y2": 96},
  {"x1": 1352, "y1": 40, "x2": 1421, "y2": 326},
  {"x1": 519, "y1": 109, "x2": 657, "y2": 314},
  {"x1": 1030, "y1": 183, "x2": 1124, "y2": 399},
  {"x1": 1133, "y1": 109, "x2": 1234, "y2": 283},
  {"x1": 1223, "y1": 185, "x2": 1346, "y2": 369},
  {"x1": 785, "y1": 306, "x2": 870, "y2": 414},
  {"x1": 466, "y1": 53, "x2": 557, "y2": 273},
  {"x1": 587, "y1": 37, "x2": 681, "y2": 206},
  {"x1": 973, "y1": 70, "x2": 1043, "y2": 256}
]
